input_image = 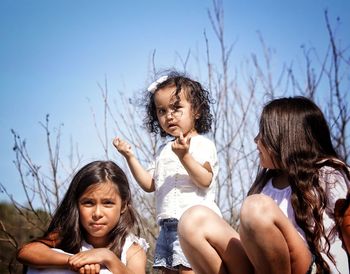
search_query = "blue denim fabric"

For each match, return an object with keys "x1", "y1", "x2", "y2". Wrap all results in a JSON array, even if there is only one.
[{"x1": 153, "y1": 218, "x2": 191, "y2": 270}]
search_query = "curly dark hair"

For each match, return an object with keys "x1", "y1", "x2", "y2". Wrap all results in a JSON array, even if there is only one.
[
  {"x1": 248, "y1": 96, "x2": 350, "y2": 273},
  {"x1": 144, "y1": 71, "x2": 213, "y2": 137}
]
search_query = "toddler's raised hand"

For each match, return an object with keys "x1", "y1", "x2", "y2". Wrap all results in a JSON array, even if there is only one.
[
  {"x1": 113, "y1": 137, "x2": 134, "y2": 158},
  {"x1": 172, "y1": 131, "x2": 191, "y2": 159}
]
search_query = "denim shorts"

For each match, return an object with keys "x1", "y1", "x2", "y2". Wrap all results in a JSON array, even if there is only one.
[{"x1": 153, "y1": 218, "x2": 191, "y2": 270}]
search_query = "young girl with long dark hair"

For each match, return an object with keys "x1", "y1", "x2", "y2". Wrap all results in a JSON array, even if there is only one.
[
  {"x1": 178, "y1": 97, "x2": 349, "y2": 273},
  {"x1": 17, "y1": 160, "x2": 148, "y2": 274}
]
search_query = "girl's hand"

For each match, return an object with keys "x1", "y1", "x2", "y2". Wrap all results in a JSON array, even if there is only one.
[
  {"x1": 172, "y1": 131, "x2": 191, "y2": 159},
  {"x1": 77, "y1": 263, "x2": 101, "y2": 274},
  {"x1": 113, "y1": 137, "x2": 134, "y2": 158},
  {"x1": 68, "y1": 248, "x2": 114, "y2": 273}
]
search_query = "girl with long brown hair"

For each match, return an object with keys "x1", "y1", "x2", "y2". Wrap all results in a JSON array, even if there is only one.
[
  {"x1": 17, "y1": 160, "x2": 148, "y2": 274},
  {"x1": 178, "y1": 97, "x2": 349, "y2": 273}
]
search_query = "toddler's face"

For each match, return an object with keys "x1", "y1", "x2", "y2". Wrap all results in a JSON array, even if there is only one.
[
  {"x1": 154, "y1": 85, "x2": 197, "y2": 137},
  {"x1": 78, "y1": 181, "x2": 123, "y2": 247}
]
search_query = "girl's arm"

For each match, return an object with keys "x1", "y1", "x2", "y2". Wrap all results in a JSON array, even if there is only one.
[
  {"x1": 113, "y1": 137, "x2": 155, "y2": 192},
  {"x1": 68, "y1": 245, "x2": 147, "y2": 274},
  {"x1": 172, "y1": 133, "x2": 213, "y2": 188},
  {"x1": 17, "y1": 242, "x2": 70, "y2": 268},
  {"x1": 125, "y1": 243, "x2": 147, "y2": 274}
]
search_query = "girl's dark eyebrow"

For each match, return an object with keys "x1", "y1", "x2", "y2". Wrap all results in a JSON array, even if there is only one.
[
  {"x1": 79, "y1": 197, "x2": 93, "y2": 202},
  {"x1": 79, "y1": 196, "x2": 91, "y2": 200},
  {"x1": 102, "y1": 197, "x2": 116, "y2": 200}
]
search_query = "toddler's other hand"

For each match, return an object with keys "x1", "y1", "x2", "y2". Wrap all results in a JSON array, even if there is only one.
[{"x1": 113, "y1": 137, "x2": 134, "y2": 158}]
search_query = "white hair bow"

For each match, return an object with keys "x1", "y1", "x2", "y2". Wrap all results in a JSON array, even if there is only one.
[{"x1": 147, "y1": 75, "x2": 168, "y2": 93}]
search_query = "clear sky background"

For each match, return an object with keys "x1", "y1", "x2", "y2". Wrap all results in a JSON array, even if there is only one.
[{"x1": 1, "y1": 0, "x2": 349, "y2": 204}]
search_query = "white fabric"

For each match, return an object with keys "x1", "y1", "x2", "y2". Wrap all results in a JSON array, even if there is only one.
[
  {"x1": 147, "y1": 75, "x2": 168, "y2": 93},
  {"x1": 148, "y1": 135, "x2": 221, "y2": 221},
  {"x1": 120, "y1": 234, "x2": 149, "y2": 265},
  {"x1": 261, "y1": 179, "x2": 306, "y2": 239},
  {"x1": 26, "y1": 234, "x2": 149, "y2": 274},
  {"x1": 261, "y1": 166, "x2": 349, "y2": 274}
]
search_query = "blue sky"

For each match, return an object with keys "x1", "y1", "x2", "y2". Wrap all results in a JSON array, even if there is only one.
[{"x1": 1, "y1": 0, "x2": 349, "y2": 204}]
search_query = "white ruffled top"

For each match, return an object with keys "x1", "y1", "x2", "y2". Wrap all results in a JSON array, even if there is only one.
[
  {"x1": 148, "y1": 135, "x2": 221, "y2": 221},
  {"x1": 26, "y1": 234, "x2": 149, "y2": 274}
]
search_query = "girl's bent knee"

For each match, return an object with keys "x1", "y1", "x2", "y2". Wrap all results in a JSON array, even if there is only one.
[
  {"x1": 240, "y1": 194, "x2": 276, "y2": 228},
  {"x1": 178, "y1": 205, "x2": 210, "y2": 235}
]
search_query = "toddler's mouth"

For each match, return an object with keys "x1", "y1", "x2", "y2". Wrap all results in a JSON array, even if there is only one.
[{"x1": 168, "y1": 123, "x2": 177, "y2": 129}]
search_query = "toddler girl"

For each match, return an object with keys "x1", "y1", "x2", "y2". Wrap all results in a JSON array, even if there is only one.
[{"x1": 114, "y1": 71, "x2": 221, "y2": 273}]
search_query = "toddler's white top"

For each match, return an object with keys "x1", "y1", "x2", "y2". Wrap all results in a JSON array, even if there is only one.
[
  {"x1": 261, "y1": 166, "x2": 349, "y2": 274},
  {"x1": 148, "y1": 135, "x2": 221, "y2": 221},
  {"x1": 26, "y1": 234, "x2": 149, "y2": 274}
]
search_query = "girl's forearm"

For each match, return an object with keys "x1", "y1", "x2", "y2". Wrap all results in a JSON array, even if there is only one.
[
  {"x1": 17, "y1": 242, "x2": 70, "y2": 268},
  {"x1": 106, "y1": 260, "x2": 134, "y2": 274},
  {"x1": 102, "y1": 250, "x2": 135, "y2": 274}
]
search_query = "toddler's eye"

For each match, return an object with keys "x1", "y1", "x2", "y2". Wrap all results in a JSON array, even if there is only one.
[{"x1": 157, "y1": 109, "x2": 166, "y2": 115}]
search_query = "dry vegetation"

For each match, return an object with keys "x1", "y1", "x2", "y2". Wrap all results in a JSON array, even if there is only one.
[{"x1": 0, "y1": 1, "x2": 349, "y2": 273}]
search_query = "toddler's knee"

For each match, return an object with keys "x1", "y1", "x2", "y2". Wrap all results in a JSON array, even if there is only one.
[{"x1": 240, "y1": 194, "x2": 275, "y2": 229}]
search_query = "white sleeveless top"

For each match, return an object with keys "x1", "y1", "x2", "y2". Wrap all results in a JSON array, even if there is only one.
[{"x1": 26, "y1": 234, "x2": 149, "y2": 274}]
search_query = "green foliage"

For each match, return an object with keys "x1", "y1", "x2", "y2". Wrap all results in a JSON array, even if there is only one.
[{"x1": 0, "y1": 202, "x2": 50, "y2": 274}]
